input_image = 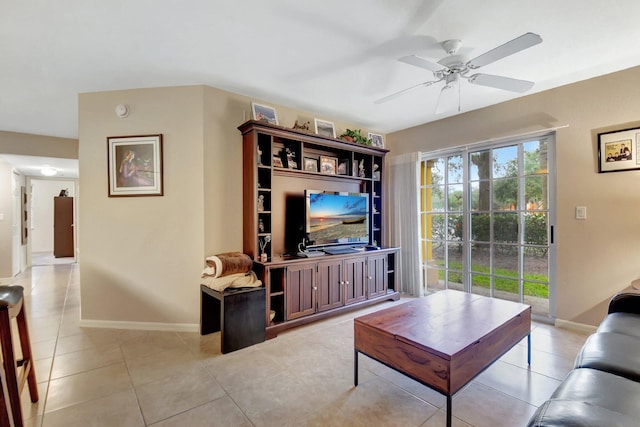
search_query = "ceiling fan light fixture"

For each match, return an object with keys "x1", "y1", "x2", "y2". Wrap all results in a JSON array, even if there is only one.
[{"x1": 442, "y1": 39, "x2": 461, "y2": 55}]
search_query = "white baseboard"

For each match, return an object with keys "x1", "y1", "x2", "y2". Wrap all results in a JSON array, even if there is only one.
[
  {"x1": 79, "y1": 318, "x2": 200, "y2": 333},
  {"x1": 554, "y1": 318, "x2": 597, "y2": 333}
]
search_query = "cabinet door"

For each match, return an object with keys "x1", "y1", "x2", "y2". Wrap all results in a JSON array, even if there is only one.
[
  {"x1": 286, "y1": 263, "x2": 316, "y2": 320},
  {"x1": 344, "y1": 257, "x2": 367, "y2": 305},
  {"x1": 367, "y1": 254, "x2": 388, "y2": 298},
  {"x1": 317, "y1": 260, "x2": 344, "y2": 312}
]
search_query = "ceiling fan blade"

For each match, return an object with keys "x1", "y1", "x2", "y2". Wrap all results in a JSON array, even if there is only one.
[
  {"x1": 374, "y1": 80, "x2": 441, "y2": 104},
  {"x1": 435, "y1": 77, "x2": 460, "y2": 114},
  {"x1": 399, "y1": 54, "x2": 446, "y2": 72},
  {"x1": 468, "y1": 73, "x2": 535, "y2": 92},
  {"x1": 467, "y1": 32, "x2": 542, "y2": 70}
]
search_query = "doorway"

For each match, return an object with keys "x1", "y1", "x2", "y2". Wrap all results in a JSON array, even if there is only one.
[
  {"x1": 420, "y1": 132, "x2": 556, "y2": 320},
  {"x1": 29, "y1": 178, "x2": 77, "y2": 266}
]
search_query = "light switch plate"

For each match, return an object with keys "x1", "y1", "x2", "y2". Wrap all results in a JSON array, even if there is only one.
[{"x1": 576, "y1": 206, "x2": 587, "y2": 220}]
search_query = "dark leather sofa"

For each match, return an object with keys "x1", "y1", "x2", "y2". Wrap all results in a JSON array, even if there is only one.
[{"x1": 527, "y1": 292, "x2": 640, "y2": 427}]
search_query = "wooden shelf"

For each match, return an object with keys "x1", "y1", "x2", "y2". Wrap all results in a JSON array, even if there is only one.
[{"x1": 239, "y1": 120, "x2": 396, "y2": 335}]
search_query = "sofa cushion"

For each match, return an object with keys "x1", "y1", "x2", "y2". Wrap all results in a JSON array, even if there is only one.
[
  {"x1": 574, "y1": 332, "x2": 640, "y2": 381},
  {"x1": 527, "y1": 368, "x2": 640, "y2": 426},
  {"x1": 597, "y1": 312, "x2": 640, "y2": 338}
]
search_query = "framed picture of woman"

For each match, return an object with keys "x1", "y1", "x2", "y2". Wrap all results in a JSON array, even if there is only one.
[{"x1": 107, "y1": 134, "x2": 163, "y2": 197}]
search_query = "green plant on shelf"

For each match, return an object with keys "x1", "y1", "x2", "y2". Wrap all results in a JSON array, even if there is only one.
[{"x1": 339, "y1": 129, "x2": 372, "y2": 146}]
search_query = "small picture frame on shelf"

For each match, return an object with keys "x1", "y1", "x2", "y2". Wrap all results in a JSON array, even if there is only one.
[
  {"x1": 272, "y1": 156, "x2": 283, "y2": 168},
  {"x1": 304, "y1": 157, "x2": 318, "y2": 172},
  {"x1": 337, "y1": 159, "x2": 349, "y2": 175},
  {"x1": 252, "y1": 102, "x2": 279, "y2": 125},
  {"x1": 320, "y1": 155, "x2": 338, "y2": 175},
  {"x1": 368, "y1": 132, "x2": 384, "y2": 148},
  {"x1": 314, "y1": 119, "x2": 336, "y2": 138}
]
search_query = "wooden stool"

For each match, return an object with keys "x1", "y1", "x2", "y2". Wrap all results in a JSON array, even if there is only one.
[{"x1": 0, "y1": 286, "x2": 38, "y2": 427}]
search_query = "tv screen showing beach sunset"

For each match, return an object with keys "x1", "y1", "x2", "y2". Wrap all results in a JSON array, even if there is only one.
[{"x1": 307, "y1": 192, "x2": 369, "y2": 245}]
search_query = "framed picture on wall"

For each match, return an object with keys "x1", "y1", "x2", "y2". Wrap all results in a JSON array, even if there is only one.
[
  {"x1": 107, "y1": 134, "x2": 163, "y2": 197},
  {"x1": 598, "y1": 127, "x2": 640, "y2": 173}
]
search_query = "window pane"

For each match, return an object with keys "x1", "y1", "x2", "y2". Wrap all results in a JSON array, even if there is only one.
[
  {"x1": 524, "y1": 140, "x2": 548, "y2": 175},
  {"x1": 526, "y1": 288, "x2": 549, "y2": 317},
  {"x1": 447, "y1": 242, "x2": 463, "y2": 263},
  {"x1": 448, "y1": 155, "x2": 463, "y2": 184},
  {"x1": 495, "y1": 244, "x2": 518, "y2": 272},
  {"x1": 471, "y1": 243, "x2": 491, "y2": 273},
  {"x1": 470, "y1": 180, "x2": 490, "y2": 211},
  {"x1": 430, "y1": 242, "x2": 445, "y2": 274},
  {"x1": 429, "y1": 185, "x2": 445, "y2": 211},
  {"x1": 471, "y1": 273, "x2": 491, "y2": 295},
  {"x1": 525, "y1": 176, "x2": 547, "y2": 210},
  {"x1": 470, "y1": 213, "x2": 490, "y2": 242},
  {"x1": 447, "y1": 184, "x2": 463, "y2": 211},
  {"x1": 495, "y1": 278, "x2": 519, "y2": 302},
  {"x1": 447, "y1": 214, "x2": 463, "y2": 241},
  {"x1": 524, "y1": 213, "x2": 547, "y2": 245},
  {"x1": 469, "y1": 150, "x2": 490, "y2": 181},
  {"x1": 493, "y1": 178, "x2": 518, "y2": 210},
  {"x1": 427, "y1": 214, "x2": 445, "y2": 241},
  {"x1": 429, "y1": 158, "x2": 445, "y2": 185},
  {"x1": 493, "y1": 145, "x2": 518, "y2": 178},
  {"x1": 494, "y1": 213, "x2": 518, "y2": 243},
  {"x1": 524, "y1": 248, "x2": 548, "y2": 281}
]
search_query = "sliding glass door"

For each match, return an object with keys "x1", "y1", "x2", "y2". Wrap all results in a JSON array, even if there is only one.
[{"x1": 420, "y1": 134, "x2": 555, "y2": 318}]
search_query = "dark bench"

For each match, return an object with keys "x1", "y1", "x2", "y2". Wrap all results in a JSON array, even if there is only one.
[{"x1": 200, "y1": 285, "x2": 265, "y2": 353}]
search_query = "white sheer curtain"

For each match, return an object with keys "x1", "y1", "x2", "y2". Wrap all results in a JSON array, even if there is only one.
[{"x1": 389, "y1": 152, "x2": 423, "y2": 296}]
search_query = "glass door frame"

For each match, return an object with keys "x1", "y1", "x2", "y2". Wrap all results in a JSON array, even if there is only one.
[{"x1": 420, "y1": 132, "x2": 557, "y2": 321}]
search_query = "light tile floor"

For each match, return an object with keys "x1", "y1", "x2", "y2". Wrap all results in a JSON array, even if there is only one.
[{"x1": 3, "y1": 262, "x2": 591, "y2": 426}]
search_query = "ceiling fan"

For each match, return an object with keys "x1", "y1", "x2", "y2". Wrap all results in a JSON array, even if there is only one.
[{"x1": 375, "y1": 32, "x2": 542, "y2": 114}]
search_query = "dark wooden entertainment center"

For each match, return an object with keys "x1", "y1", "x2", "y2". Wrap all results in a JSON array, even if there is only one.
[{"x1": 239, "y1": 120, "x2": 400, "y2": 337}]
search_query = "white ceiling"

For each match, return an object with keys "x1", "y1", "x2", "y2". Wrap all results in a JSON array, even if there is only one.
[
  {"x1": 0, "y1": 155, "x2": 78, "y2": 179},
  {"x1": 3, "y1": 1, "x2": 640, "y2": 144}
]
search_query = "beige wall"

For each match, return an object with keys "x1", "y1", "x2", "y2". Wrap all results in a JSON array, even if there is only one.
[
  {"x1": 79, "y1": 86, "x2": 206, "y2": 327},
  {"x1": 387, "y1": 66, "x2": 640, "y2": 326},
  {"x1": 78, "y1": 85, "x2": 370, "y2": 329},
  {"x1": 0, "y1": 131, "x2": 77, "y2": 158}
]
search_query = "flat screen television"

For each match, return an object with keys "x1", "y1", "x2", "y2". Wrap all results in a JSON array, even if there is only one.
[{"x1": 305, "y1": 190, "x2": 369, "y2": 248}]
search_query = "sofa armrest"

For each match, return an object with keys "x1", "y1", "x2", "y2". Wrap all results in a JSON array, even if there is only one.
[{"x1": 608, "y1": 292, "x2": 640, "y2": 314}]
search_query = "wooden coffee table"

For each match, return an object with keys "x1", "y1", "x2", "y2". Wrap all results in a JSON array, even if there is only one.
[{"x1": 354, "y1": 290, "x2": 531, "y2": 427}]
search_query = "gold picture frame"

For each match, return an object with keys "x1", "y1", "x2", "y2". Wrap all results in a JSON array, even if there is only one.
[{"x1": 107, "y1": 134, "x2": 163, "y2": 197}]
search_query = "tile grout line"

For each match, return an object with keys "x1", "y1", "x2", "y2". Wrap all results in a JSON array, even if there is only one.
[{"x1": 37, "y1": 264, "x2": 75, "y2": 427}]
